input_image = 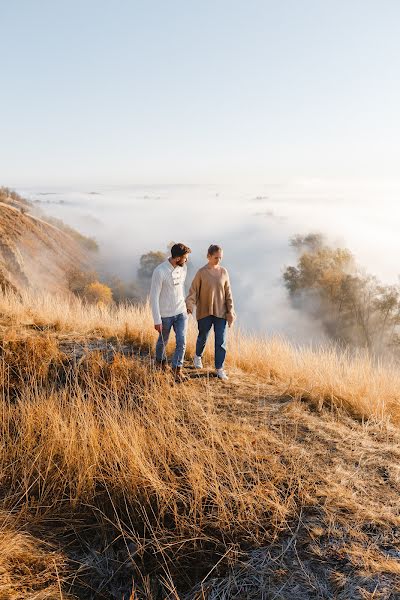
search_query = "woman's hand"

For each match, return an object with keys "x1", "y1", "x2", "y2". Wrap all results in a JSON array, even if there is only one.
[{"x1": 227, "y1": 313, "x2": 235, "y2": 328}]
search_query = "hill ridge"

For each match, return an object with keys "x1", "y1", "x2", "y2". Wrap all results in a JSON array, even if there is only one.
[{"x1": 0, "y1": 196, "x2": 86, "y2": 294}]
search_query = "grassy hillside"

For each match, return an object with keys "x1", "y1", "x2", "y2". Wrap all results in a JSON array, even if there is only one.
[
  {"x1": 0, "y1": 188, "x2": 97, "y2": 295},
  {"x1": 0, "y1": 289, "x2": 399, "y2": 599}
]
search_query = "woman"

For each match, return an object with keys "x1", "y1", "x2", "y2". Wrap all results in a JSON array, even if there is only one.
[{"x1": 186, "y1": 244, "x2": 235, "y2": 380}]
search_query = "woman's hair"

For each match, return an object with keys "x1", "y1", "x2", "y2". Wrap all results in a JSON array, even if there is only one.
[
  {"x1": 171, "y1": 243, "x2": 192, "y2": 258},
  {"x1": 207, "y1": 244, "x2": 222, "y2": 256}
]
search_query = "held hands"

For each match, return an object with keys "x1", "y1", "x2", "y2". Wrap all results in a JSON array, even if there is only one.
[{"x1": 154, "y1": 323, "x2": 163, "y2": 333}]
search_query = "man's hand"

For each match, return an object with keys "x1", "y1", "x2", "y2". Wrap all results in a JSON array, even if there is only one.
[{"x1": 154, "y1": 323, "x2": 163, "y2": 333}]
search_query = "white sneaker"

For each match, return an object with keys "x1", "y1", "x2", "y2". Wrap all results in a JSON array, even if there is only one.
[
  {"x1": 216, "y1": 368, "x2": 228, "y2": 380},
  {"x1": 193, "y1": 355, "x2": 203, "y2": 369}
]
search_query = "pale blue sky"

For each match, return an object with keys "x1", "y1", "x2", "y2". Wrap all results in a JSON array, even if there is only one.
[{"x1": 1, "y1": 1, "x2": 399, "y2": 185}]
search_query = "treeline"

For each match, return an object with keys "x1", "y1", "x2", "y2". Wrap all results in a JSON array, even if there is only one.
[
  {"x1": 0, "y1": 186, "x2": 30, "y2": 210},
  {"x1": 283, "y1": 233, "x2": 400, "y2": 355},
  {"x1": 41, "y1": 215, "x2": 99, "y2": 252},
  {"x1": 0, "y1": 186, "x2": 28, "y2": 204}
]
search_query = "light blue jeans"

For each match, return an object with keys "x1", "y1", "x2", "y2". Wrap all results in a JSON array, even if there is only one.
[{"x1": 155, "y1": 312, "x2": 188, "y2": 368}]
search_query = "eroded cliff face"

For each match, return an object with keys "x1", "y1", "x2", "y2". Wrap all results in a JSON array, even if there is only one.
[{"x1": 0, "y1": 195, "x2": 85, "y2": 294}]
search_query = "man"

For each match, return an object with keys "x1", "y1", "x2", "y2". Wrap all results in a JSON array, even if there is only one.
[{"x1": 150, "y1": 242, "x2": 191, "y2": 382}]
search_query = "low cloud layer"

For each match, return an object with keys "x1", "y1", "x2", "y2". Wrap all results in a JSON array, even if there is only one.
[{"x1": 19, "y1": 180, "x2": 400, "y2": 346}]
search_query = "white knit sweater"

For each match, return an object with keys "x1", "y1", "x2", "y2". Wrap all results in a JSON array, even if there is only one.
[{"x1": 150, "y1": 260, "x2": 187, "y2": 324}]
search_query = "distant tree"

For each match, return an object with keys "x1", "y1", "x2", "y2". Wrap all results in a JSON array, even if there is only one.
[
  {"x1": 137, "y1": 250, "x2": 166, "y2": 281},
  {"x1": 290, "y1": 232, "x2": 325, "y2": 253},
  {"x1": 283, "y1": 232, "x2": 400, "y2": 354}
]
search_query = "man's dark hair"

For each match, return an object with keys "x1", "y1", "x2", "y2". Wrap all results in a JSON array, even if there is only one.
[
  {"x1": 171, "y1": 243, "x2": 191, "y2": 258},
  {"x1": 207, "y1": 244, "x2": 222, "y2": 256}
]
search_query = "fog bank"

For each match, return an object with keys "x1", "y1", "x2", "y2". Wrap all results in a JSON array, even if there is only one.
[{"x1": 19, "y1": 181, "x2": 400, "y2": 345}]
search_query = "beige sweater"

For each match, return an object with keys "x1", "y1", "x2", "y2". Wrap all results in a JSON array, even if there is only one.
[{"x1": 186, "y1": 265, "x2": 235, "y2": 322}]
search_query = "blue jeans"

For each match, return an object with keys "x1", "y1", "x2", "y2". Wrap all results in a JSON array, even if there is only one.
[
  {"x1": 196, "y1": 316, "x2": 228, "y2": 370},
  {"x1": 155, "y1": 312, "x2": 188, "y2": 368}
]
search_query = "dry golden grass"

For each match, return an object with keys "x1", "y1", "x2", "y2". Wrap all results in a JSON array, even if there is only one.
[
  {"x1": 2, "y1": 288, "x2": 400, "y2": 424},
  {"x1": 0, "y1": 288, "x2": 400, "y2": 598},
  {"x1": 0, "y1": 514, "x2": 69, "y2": 600}
]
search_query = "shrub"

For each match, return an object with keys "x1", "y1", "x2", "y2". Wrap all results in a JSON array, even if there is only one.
[
  {"x1": 103, "y1": 274, "x2": 143, "y2": 304},
  {"x1": 83, "y1": 281, "x2": 113, "y2": 305},
  {"x1": 66, "y1": 267, "x2": 98, "y2": 296}
]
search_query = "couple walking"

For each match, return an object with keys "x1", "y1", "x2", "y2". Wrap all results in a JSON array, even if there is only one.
[{"x1": 150, "y1": 242, "x2": 235, "y2": 382}]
